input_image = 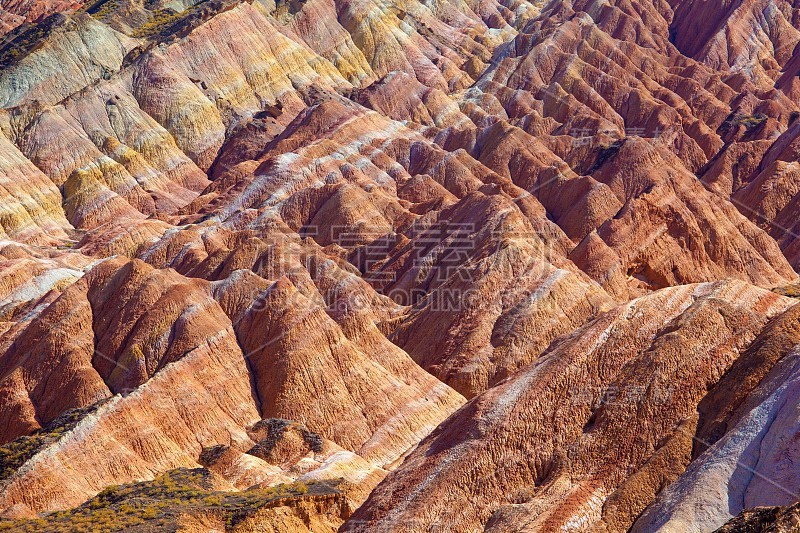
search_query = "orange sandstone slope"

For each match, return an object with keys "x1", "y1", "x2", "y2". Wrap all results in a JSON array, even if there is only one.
[{"x1": 0, "y1": 0, "x2": 799, "y2": 531}]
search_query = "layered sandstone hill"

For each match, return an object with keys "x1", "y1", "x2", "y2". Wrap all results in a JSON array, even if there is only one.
[
  {"x1": 0, "y1": 0, "x2": 800, "y2": 531},
  {"x1": 345, "y1": 281, "x2": 800, "y2": 532},
  {"x1": 0, "y1": 255, "x2": 462, "y2": 517}
]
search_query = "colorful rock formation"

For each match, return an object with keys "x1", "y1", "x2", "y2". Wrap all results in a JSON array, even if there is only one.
[{"x1": 0, "y1": 0, "x2": 799, "y2": 531}]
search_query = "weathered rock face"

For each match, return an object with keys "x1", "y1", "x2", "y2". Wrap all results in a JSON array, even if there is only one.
[
  {"x1": 1, "y1": 0, "x2": 800, "y2": 530},
  {"x1": 632, "y1": 303, "x2": 800, "y2": 532},
  {"x1": 345, "y1": 281, "x2": 798, "y2": 532}
]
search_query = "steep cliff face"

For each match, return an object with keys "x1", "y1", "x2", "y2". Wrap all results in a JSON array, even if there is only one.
[{"x1": 0, "y1": 0, "x2": 800, "y2": 530}]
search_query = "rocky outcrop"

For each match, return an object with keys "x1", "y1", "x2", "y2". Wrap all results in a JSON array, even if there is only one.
[{"x1": 715, "y1": 499, "x2": 800, "y2": 533}]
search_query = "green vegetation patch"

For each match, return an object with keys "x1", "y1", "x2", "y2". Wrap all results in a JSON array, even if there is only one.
[
  {"x1": 721, "y1": 112, "x2": 768, "y2": 134},
  {"x1": 0, "y1": 13, "x2": 72, "y2": 68},
  {"x1": 0, "y1": 468, "x2": 341, "y2": 533},
  {"x1": 246, "y1": 418, "x2": 291, "y2": 458},
  {"x1": 301, "y1": 427, "x2": 324, "y2": 453},
  {"x1": 0, "y1": 403, "x2": 102, "y2": 482},
  {"x1": 773, "y1": 283, "x2": 800, "y2": 298},
  {"x1": 587, "y1": 139, "x2": 624, "y2": 173},
  {"x1": 246, "y1": 419, "x2": 324, "y2": 459},
  {"x1": 82, "y1": 0, "x2": 120, "y2": 20},
  {"x1": 132, "y1": 8, "x2": 186, "y2": 38},
  {"x1": 130, "y1": 0, "x2": 244, "y2": 39}
]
